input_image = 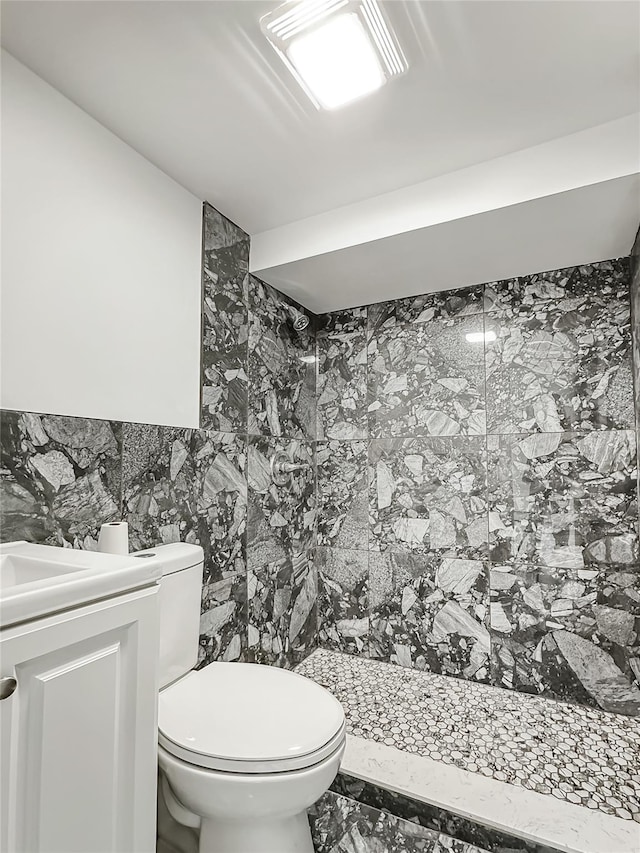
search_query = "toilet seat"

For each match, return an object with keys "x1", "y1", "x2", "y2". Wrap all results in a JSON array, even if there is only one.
[
  {"x1": 158, "y1": 662, "x2": 346, "y2": 774},
  {"x1": 158, "y1": 724, "x2": 346, "y2": 774}
]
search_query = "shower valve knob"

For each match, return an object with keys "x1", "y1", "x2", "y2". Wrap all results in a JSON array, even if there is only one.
[{"x1": 270, "y1": 451, "x2": 306, "y2": 485}]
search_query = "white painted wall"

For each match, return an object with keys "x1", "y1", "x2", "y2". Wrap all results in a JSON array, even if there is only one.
[{"x1": 0, "y1": 51, "x2": 202, "y2": 427}]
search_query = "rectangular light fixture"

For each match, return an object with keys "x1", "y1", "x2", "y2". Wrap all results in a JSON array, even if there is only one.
[
  {"x1": 465, "y1": 331, "x2": 497, "y2": 344},
  {"x1": 261, "y1": 0, "x2": 407, "y2": 110}
]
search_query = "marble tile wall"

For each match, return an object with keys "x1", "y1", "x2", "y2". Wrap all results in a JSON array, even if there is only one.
[
  {"x1": 631, "y1": 226, "x2": 640, "y2": 524},
  {"x1": 315, "y1": 258, "x2": 640, "y2": 715},
  {"x1": 309, "y1": 790, "x2": 490, "y2": 853},
  {"x1": 1, "y1": 411, "x2": 122, "y2": 548},
  {"x1": 201, "y1": 205, "x2": 250, "y2": 432},
  {"x1": 330, "y1": 774, "x2": 558, "y2": 853},
  {"x1": 122, "y1": 422, "x2": 248, "y2": 665},
  {"x1": 1, "y1": 203, "x2": 318, "y2": 670}
]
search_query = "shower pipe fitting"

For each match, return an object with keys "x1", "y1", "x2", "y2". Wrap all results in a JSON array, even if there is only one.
[{"x1": 270, "y1": 451, "x2": 308, "y2": 486}]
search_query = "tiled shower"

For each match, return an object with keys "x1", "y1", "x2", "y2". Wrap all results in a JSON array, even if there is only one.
[
  {"x1": 316, "y1": 257, "x2": 639, "y2": 717},
  {"x1": 2, "y1": 203, "x2": 639, "y2": 850}
]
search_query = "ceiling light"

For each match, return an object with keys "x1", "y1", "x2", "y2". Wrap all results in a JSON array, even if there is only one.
[
  {"x1": 465, "y1": 331, "x2": 497, "y2": 343},
  {"x1": 261, "y1": 0, "x2": 407, "y2": 110},
  {"x1": 288, "y1": 13, "x2": 383, "y2": 109}
]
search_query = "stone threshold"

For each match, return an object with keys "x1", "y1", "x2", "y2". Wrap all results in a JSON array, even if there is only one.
[
  {"x1": 296, "y1": 650, "x2": 640, "y2": 853},
  {"x1": 336, "y1": 736, "x2": 637, "y2": 853}
]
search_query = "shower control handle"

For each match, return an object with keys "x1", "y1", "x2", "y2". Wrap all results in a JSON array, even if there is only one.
[
  {"x1": 0, "y1": 677, "x2": 17, "y2": 700},
  {"x1": 270, "y1": 451, "x2": 307, "y2": 486},
  {"x1": 280, "y1": 462, "x2": 305, "y2": 473}
]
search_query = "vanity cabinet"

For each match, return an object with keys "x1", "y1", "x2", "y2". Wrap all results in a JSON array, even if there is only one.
[{"x1": 0, "y1": 586, "x2": 159, "y2": 853}]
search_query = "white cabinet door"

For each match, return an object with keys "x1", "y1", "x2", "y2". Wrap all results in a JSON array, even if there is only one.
[{"x1": 0, "y1": 586, "x2": 159, "y2": 853}]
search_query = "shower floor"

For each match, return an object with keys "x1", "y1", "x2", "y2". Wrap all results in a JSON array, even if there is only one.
[{"x1": 297, "y1": 649, "x2": 640, "y2": 853}]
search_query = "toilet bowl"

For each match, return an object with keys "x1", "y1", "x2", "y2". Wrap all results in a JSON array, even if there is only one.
[{"x1": 157, "y1": 660, "x2": 346, "y2": 853}]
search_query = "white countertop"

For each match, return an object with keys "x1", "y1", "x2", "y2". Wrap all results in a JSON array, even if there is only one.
[{"x1": 0, "y1": 541, "x2": 164, "y2": 627}]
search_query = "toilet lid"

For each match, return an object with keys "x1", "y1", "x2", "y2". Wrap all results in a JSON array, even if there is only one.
[{"x1": 158, "y1": 662, "x2": 346, "y2": 773}]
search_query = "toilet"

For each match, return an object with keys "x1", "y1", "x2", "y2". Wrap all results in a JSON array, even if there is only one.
[{"x1": 142, "y1": 542, "x2": 346, "y2": 853}]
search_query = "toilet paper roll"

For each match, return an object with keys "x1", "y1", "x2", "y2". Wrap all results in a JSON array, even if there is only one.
[{"x1": 98, "y1": 521, "x2": 129, "y2": 555}]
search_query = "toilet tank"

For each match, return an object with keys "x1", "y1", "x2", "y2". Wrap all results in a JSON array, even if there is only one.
[{"x1": 133, "y1": 543, "x2": 204, "y2": 689}]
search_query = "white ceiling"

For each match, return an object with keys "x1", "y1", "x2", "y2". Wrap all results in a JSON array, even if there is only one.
[
  {"x1": 2, "y1": 0, "x2": 639, "y2": 311},
  {"x1": 1, "y1": 0, "x2": 638, "y2": 234}
]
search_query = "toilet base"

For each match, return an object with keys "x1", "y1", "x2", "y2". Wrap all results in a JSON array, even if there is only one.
[
  {"x1": 199, "y1": 811, "x2": 313, "y2": 853},
  {"x1": 158, "y1": 738, "x2": 345, "y2": 853}
]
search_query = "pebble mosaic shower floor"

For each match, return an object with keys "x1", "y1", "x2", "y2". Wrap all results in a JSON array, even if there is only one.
[{"x1": 296, "y1": 650, "x2": 640, "y2": 823}]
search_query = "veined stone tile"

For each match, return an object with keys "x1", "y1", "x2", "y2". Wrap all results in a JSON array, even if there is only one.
[
  {"x1": 320, "y1": 306, "x2": 367, "y2": 335},
  {"x1": 317, "y1": 439, "x2": 368, "y2": 550},
  {"x1": 331, "y1": 774, "x2": 552, "y2": 853},
  {"x1": 0, "y1": 411, "x2": 121, "y2": 548},
  {"x1": 369, "y1": 550, "x2": 490, "y2": 682},
  {"x1": 369, "y1": 436, "x2": 488, "y2": 557},
  {"x1": 317, "y1": 547, "x2": 369, "y2": 654},
  {"x1": 247, "y1": 551, "x2": 317, "y2": 668},
  {"x1": 248, "y1": 276, "x2": 316, "y2": 440},
  {"x1": 317, "y1": 308, "x2": 367, "y2": 440},
  {"x1": 123, "y1": 424, "x2": 246, "y2": 583},
  {"x1": 198, "y1": 573, "x2": 247, "y2": 666},
  {"x1": 490, "y1": 564, "x2": 640, "y2": 715},
  {"x1": 201, "y1": 203, "x2": 249, "y2": 432},
  {"x1": 487, "y1": 431, "x2": 638, "y2": 570},
  {"x1": 368, "y1": 315, "x2": 486, "y2": 438},
  {"x1": 369, "y1": 285, "x2": 484, "y2": 332},
  {"x1": 630, "y1": 238, "x2": 640, "y2": 513},
  {"x1": 485, "y1": 260, "x2": 629, "y2": 315},
  {"x1": 246, "y1": 435, "x2": 315, "y2": 568},
  {"x1": 485, "y1": 260, "x2": 633, "y2": 433},
  {"x1": 309, "y1": 790, "x2": 482, "y2": 853}
]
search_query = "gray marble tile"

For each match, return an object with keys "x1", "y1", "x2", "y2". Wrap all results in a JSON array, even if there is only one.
[
  {"x1": 317, "y1": 307, "x2": 367, "y2": 440},
  {"x1": 485, "y1": 260, "x2": 634, "y2": 434},
  {"x1": 487, "y1": 431, "x2": 638, "y2": 570},
  {"x1": 247, "y1": 276, "x2": 315, "y2": 439},
  {"x1": 369, "y1": 436, "x2": 488, "y2": 557},
  {"x1": 485, "y1": 260, "x2": 629, "y2": 315},
  {"x1": 317, "y1": 439, "x2": 368, "y2": 549},
  {"x1": 490, "y1": 564, "x2": 640, "y2": 715},
  {"x1": 317, "y1": 547, "x2": 369, "y2": 654},
  {"x1": 247, "y1": 551, "x2": 317, "y2": 667},
  {"x1": 298, "y1": 649, "x2": 640, "y2": 820},
  {"x1": 369, "y1": 285, "x2": 484, "y2": 332},
  {"x1": 631, "y1": 232, "x2": 640, "y2": 514},
  {"x1": 246, "y1": 435, "x2": 315, "y2": 568},
  {"x1": 309, "y1": 790, "x2": 476, "y2": 853},
  {"x1": 123, "y1": 424, "x2": 246, "y2": 583},
  {"x1": 201, "y1": 203, "x2": 250, "y2": 432},
  {"x1": 197, "y1": 573, "x2": 247, "y2": 666},
  {"x1": 368, "y1": 315, "x2": 486, "y2": 438},
  {"x1": 369, "y1": 550, "x2": 490, "y2": 681},
  {"x1": 331, "y1": 774, "x2": 554, "y2": 853},
  {"x1": 0, "y1": 411, "x2": 121, "y2": 548}
]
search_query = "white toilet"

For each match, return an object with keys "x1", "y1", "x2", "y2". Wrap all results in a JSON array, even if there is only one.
[{"x1": 144, "y1": 543, "x2": 346, "y2": 853}]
